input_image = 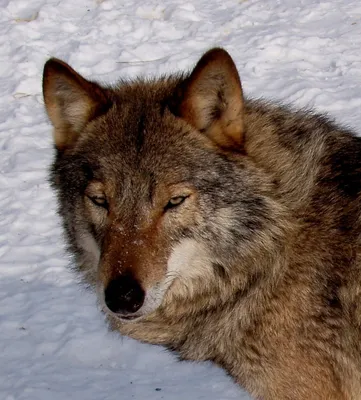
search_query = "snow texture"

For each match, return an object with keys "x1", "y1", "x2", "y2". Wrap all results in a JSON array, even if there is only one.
[{"x1": 1, "y1": 0, "x2": 361, "y2": 399}]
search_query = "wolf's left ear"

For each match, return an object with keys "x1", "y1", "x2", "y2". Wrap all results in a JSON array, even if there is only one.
[
  {"x1": 169, "y1": 48, "x2": 245, "y2": 151},
  {"x1": 43, "y1": 58, "x2": 112, "y2": 151}
]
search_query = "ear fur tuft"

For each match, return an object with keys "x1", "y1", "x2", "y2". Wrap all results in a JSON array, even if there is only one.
[
  {"x1": 43, "y1": 58, "x2": 112, "y2": 151},
  {"x1": 169, "y1": 48, "x2": 245, "y2": 151}
]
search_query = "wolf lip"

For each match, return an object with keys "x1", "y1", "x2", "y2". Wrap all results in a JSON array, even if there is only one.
[{"x1": 119, "y1": 314, "x2": 139, "y2": 321}]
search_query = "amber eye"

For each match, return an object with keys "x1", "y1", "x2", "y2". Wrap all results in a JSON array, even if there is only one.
[
  {"x1": 88, "y1": 195, "x2": 108, "y2": 208},
  {"x1": 165, "y1": 196, "x2": 188, "y2": 211}
]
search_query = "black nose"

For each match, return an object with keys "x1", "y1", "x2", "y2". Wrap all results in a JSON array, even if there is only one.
[{"x1": 104, "y1": 274, "x2": 145, "y2": 315}]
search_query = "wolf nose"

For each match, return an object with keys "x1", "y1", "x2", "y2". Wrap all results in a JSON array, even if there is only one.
[{"x1": 104, "y1": 275, "x2": 145, "y2": 315}]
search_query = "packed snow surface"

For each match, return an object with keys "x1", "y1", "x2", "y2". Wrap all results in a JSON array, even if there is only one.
[{"x1": 2, "y1": 0, "x2": 361, "y2": 399}]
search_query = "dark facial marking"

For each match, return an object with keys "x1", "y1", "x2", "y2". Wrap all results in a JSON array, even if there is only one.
[{"x1": 136, "y1": 113, "x2": 146, "y2": 153}]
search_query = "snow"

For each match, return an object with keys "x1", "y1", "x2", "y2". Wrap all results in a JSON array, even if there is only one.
[{"x1": 1, "y1": 0, "x2": 361, "y2": 399}]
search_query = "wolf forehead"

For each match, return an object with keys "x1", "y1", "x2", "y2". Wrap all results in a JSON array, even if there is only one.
[
  {"x1": 69, "y1": 79, "x2": 220, "y2": 173},
  {"x1": 79, "y1": 80, "x2": 178, "y2": 148}
]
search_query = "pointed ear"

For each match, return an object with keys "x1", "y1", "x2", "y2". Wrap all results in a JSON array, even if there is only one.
[
  {"x1": 169, "y1": 48, "x2": 245, "y2": 151},
  {"x1": 42, "y1": 58, "x2": 112, "y2": 151}
]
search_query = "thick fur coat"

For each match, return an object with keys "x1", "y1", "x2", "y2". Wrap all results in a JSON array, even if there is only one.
[{"x1": 43, "y1": 48, "x2": 361, "y2": 399}]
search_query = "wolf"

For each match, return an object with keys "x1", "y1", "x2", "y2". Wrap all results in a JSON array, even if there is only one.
[{"x1": 43, "y1": 48, "x2": 361, "y2": 399}]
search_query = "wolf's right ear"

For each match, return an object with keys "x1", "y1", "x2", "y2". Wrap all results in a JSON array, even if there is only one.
[
  {"x1": 43, "y1": 58, "x2": 112, "y2": 151},
  {"x1": 168, "y1": 48, "x2": 245, "y2": 151}
]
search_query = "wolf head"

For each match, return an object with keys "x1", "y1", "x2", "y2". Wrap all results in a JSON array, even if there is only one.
[{"x1": 43, "y1": 49, "x2": 286, "y2": 322}]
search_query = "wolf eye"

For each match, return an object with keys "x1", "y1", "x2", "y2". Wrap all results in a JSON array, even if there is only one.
[
  {"x1": 165, "y1": 196, "x2": 188, "y2": 211},
  {"x1": 88, "y1": 195, "x2": 108, "y2": 208}
]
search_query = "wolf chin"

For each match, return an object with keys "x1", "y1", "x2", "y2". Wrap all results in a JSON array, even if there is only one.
[{"x1": 43, "y1": 48, "x2": 361, "y2": 399}]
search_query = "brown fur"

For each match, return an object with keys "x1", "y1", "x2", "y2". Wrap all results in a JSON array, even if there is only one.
[{"x1": 43, "y1": 48, "x2": 361, "y2": 399}]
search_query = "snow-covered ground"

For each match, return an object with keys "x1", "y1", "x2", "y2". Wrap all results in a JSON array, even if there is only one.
[{"x1": 1, "y1": 0, "x2": 361, "y2": 399}]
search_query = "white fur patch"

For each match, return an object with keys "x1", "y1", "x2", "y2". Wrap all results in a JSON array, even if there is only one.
[
  {"x1": 166, "y1": 238, "x2": 213, "y2": 282},
  {"x1": 78, "y1": 231, "x2": 100, "y2": 272}
]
